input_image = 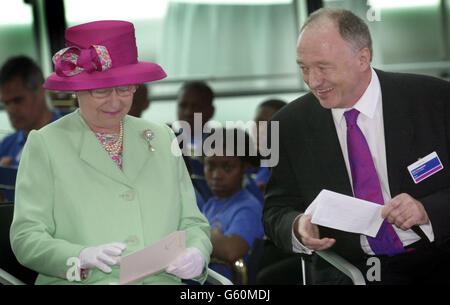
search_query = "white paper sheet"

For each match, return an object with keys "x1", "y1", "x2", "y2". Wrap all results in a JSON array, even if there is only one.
[
  {"x1": 118, "y1": 230, "x2": 186, "y2": 285},
  {"x1": 304, "y1": 190, "x2": 384, "y2": 237}
]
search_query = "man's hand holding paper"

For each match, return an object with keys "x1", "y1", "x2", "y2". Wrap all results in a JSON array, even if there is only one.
[
  {"x1": 305, "y1": 190, "x2": 385, "y2": 237},
  {"x1": 294, "y1": 215, "x2": 336, "y2": 251},
  {"x1": 295, "y1": 190, "x2": 386, "y2": 251},
  {"x1": 295, "y1": 190, "x2": 434, "y2": 253}
]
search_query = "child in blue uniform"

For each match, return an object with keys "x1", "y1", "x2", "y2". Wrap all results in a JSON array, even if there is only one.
[{"x1": 201, "y1": 128, "x2": 264, "y2": 282}]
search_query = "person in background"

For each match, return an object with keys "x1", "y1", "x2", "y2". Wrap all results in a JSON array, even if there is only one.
[
  {"x1": 175, "y1": 81, "x2": 215, "y2": 201},
  {"x1": 251, "y1": 98, "x2": 287, "y2": 194},
  {"x1": 176, "y1": 81, "x2": 215, "y2": 156},
  {"x1": 202, "y1": 128, "x2": 264, "y2": 282},
  {"x1": 250, "y1": 98, "x2": 302, "y2": 285},
  {"x1": 263, "y1": 8, "x2": 450, "y2": 284},
  {"x1": 0, "y1": 56, "x2": 61, "y2": 167},
  {"x1": 10, "y1": 20, "x2": 212, "y2": 285},
  {"x1": 127, "y1": 84, "x2": 150, "y2": 118},
  {"x1": 181, "y1": 152, "x2": 206, "y2": 211}
]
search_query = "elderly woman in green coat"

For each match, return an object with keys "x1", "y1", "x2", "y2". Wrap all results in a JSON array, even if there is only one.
[{"x1": 10, "y1": 20, "x2": 212, "y2": 285}]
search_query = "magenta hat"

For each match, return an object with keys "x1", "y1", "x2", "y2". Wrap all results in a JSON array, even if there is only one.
[{"x1": 43, "y1": 20, "x2": 166, "y2": 91}]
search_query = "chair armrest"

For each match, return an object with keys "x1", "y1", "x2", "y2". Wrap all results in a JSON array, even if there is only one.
[
  {"x1": 316, "y1": 250, "x2": 366, "y2": 285},
  {"x1": 0, "y1": 268, "x2": 26, "y2": 285},
  {"x1": 206, "y1": 268, "x2": 233, "y2": 285},
  {"x1": 210, "y1": 257, "x2": 248, "y2": 284}
]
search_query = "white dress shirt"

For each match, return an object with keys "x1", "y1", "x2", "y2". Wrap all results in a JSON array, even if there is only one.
[{"x1": 292, "y1": 68, "x2": 434, "y2": 255}]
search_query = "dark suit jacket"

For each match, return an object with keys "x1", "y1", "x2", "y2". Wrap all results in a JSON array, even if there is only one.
[{"x1": 263, "y1": 70, "x2": 450, "y2": 279}]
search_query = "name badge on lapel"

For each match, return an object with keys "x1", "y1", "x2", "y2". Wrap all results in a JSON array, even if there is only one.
[{"x1": 407, "y1": 151, "x2": 443, "y2": 184}]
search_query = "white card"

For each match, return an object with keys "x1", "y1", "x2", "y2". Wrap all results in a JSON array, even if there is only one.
[{"x1": 305, "y1": 190, "x2": 384, "y2": 237}]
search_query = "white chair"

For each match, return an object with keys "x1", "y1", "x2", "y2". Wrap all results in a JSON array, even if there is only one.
[
  {"x1": 301, "y1": 250, "x2": 366, "y2": 285},
  {"x1": 206, "y1": 268, "x2": 233, "y2": 285},
  {"x1": 0, "y1": 268, "x2": 26, "y2": 285}
]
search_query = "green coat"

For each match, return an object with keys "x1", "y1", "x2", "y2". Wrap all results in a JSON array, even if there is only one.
[{"x1": 10, "y1": 110, "x2": 212, "y2": 285}]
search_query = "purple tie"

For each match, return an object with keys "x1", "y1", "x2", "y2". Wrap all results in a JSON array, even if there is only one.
[{"x1": 344, "y1": 109, "x2": 405, "y2": 256}]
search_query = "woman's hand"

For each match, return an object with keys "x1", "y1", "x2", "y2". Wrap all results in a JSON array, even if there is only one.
[
  {"x1": 79, "y1": 242, "x2": 127, "y2": 273},
  {"x1": 166, "y1": 247, "x2": 205, "y2": 279}
]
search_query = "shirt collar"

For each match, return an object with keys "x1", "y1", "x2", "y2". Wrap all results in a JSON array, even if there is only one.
[{"x1": 332, "y1": 68, "x2": 381, "y2": 126}]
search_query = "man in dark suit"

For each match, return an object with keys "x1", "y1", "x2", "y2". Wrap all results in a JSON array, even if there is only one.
[{"x1": 263, "y1": 8, "x2": 450, "y2": 284}]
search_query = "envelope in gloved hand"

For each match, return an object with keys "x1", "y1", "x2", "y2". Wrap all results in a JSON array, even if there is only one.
[
  {"x1": 118, "y1": 230, "x2": 185, "y2": 285},
  {"x1": 304, "y1": 190, "x2": 384, "y2": 237}
]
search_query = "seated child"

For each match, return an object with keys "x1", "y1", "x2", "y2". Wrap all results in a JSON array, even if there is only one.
[{"x1": 201, "y1": 128, "x2": 264, "y2": 281}]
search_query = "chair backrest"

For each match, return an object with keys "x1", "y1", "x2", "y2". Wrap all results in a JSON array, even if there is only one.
[
  {"x1": 209, "y1": 238, "x2": 265, "y2": 285},
  {"x1": 210, "y1": 257, "x2": 248, "y2": 285},
  {"x1": 0, "y1": 203, "x2": 38, "y2": 285}
]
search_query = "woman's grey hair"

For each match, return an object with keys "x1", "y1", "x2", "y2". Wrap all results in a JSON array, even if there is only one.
[{"x1": 301, "y1": 8, "x2": 373, "y2": 61}]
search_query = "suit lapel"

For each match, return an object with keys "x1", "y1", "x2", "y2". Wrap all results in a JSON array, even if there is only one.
[
  {"x1": 303, "y1": 102, "x2": 361, "y2": 253},
  {"x1": 377, "y1": 70, "x2": 414, "y2": 196},
  {"x1": 306, "y1": 104, "x2": 353, "y2": 196}
]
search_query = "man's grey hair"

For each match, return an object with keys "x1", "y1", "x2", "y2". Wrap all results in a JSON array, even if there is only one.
[
  {"x1": 301, "y1": 8, "x2": 373, "y2": 61},
  {"x1": 0, "y1": 55, "x2": 44, "y2": 92}
]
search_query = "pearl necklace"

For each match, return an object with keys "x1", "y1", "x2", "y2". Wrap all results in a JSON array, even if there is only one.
[{"x1": 101, "y1": 121, "x2": 123, "y2": 155}]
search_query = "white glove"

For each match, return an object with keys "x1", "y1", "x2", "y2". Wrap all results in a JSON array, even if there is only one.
[
  {"x1": 166, "y1": 247, "x2": 205, "y2": 279},
  {"x1": 79, "y1": 242, "x2": 126, "y2": 273}
]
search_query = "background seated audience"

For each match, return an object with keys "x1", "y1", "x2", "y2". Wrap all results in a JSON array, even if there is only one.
[{"x1": 201, "y1": 128, "x2": 264, "y2": 282}]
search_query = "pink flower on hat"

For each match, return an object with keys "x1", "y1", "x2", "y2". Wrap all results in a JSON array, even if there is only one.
[{"x1": 52, "y1": 45, "x2": 112, "y2": 77}]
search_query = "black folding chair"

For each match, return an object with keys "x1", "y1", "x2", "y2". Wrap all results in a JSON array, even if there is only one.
[{"x1": 0, "y1": 203, "x2": 38, "y2": 285}]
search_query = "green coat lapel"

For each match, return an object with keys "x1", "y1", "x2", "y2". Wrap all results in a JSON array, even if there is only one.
[
  {"x1": 77, "y1": 112, "x2": 131, "y2": 187},
  {"x1": 75, "y1": 112, "x2": 156, "y2": 187},
  {"x1": 121, "y1": 115, "x2": 155, "y2": 184}
]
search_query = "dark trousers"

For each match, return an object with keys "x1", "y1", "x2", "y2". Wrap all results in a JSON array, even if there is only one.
[
  {"x1": 306, "y1": 240, "x2": 450, "y2": 285},
  {"x1": 256, "y1": 239, "x2": 303, "y2": 285},
  {"x1": 351, "y1": 241, "x2": 450, "y2": 285}
]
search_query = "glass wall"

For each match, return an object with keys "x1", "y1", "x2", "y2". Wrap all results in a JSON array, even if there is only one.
[
  {"x1": 64, "y1": 0, "x2": 169, "y2": 64},
  {"x1": 63, "y1": 0, "x2": 303, "y2": 126},
  {"x1": 0, "y1": 0, "x2": 37, "y2": 140},
  {"x1": 0, "y1": 1, "x2": 37, "y2": 68},
  {"x1": 323, "y1": 0, "x2": 450, "y2": 78},
  {"x1": 2, "y1": 0, "x2": 448, "y2": 137}
]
